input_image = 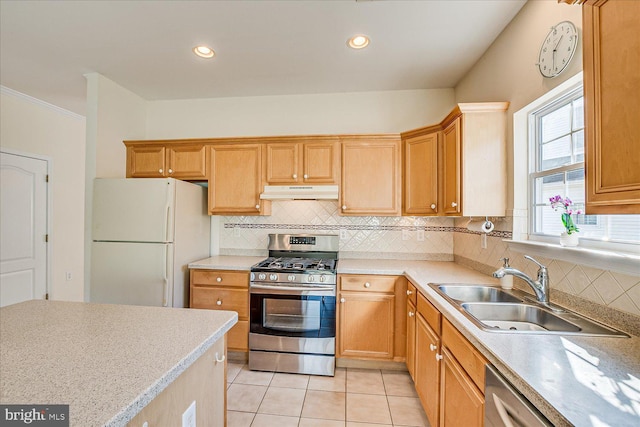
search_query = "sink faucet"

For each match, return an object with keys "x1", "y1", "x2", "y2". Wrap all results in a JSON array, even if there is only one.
[{"x1": 493, "y1": 255, "x2": 550, "y2": 305}]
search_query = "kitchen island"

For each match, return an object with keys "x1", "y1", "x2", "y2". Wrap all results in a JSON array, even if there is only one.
[{"x1": 0, "y1": 300, "x2": 237, "y2": 426}]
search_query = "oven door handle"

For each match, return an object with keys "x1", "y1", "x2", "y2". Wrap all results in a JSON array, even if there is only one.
[{"x1": 250, "y1": 283, "x2": 336, "y2": 296}]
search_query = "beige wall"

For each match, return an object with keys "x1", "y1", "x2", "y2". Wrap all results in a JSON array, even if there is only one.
[
  {"x1": 1, "y1": 88, "x2": 86, "y2": 302},
  {"x1": 145, "y1": 89, "x2": 455, "y2": 139}
]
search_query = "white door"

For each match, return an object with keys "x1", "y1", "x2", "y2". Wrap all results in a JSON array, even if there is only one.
[{"x1": 0, "y1": 151, "x2": 48, "y2": 307}]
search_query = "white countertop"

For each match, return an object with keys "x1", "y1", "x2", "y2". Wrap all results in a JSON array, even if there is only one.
[
  {"x1": 0, "y1": 300, "x2": 237, "y2": 427},
  {"x1": 189, "y1": 255, "x2": 640, "y2": 426}
]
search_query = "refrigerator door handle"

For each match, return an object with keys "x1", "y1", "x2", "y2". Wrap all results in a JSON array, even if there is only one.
[
  {"x1": 165, "y1": 182, "x2": 172, "y2": 243},
  {"x1": 162, "y1": 246, "x2": 170, "y2": 307}
]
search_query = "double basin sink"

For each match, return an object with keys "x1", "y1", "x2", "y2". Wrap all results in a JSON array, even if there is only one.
[{"x1": 430, "y1": 284, "x2": 627, "y2": 337}]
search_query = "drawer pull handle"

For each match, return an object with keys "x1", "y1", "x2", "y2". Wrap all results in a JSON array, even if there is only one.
[
  {"x1": 215, "y1": 352, "x2": 226, "y2": 363},
  {"x1": 408, "y1": 311, "x2": 414, "y2": 317},
  {"x1": 436, "y1": 353, "x2": 443, "y2": 361},
  {"x1": 216, "y1": 277, "x2": 222, "y2": 282},
  {"x1": 364, "y1": 282, "x2": 371, "y2": 288},
  {"x1": 406, "y1": 290, "x2": 413, "y2": 296},
  {"x1": 430, "y1": 344, "x2": 437, "y2": 352},
  {"x1": 216, "y1": 299, "x2": 222, "y2": 306}
]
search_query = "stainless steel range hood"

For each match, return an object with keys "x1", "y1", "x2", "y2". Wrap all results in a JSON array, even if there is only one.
[{"x1": 260, "y1": 185, "x2": 339, "y2": 200}]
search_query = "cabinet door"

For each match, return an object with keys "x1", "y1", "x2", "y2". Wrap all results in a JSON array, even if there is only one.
[
  {"x1": 166, "y1": 144, "x2": 207, "y2": 180},
  {"x1": 266, "y1": 143, "x2": 300, "y2": 184},
  {"x1": 440, "y1": 346, "x2": 484, "y2": 427},
  {"x1": 404, "y1": 132, "x2": 439, "y2": 215},
  {"x1": 415, "y1": 313, "x2": 440, "y2": 427},
  {"x1": 584, "y1": 0, "x2": 640, "y2": 213},
  {"x1": 127, "y1": 145, "x2": 166, "y2": 178},
  {"x1": 208, "y1": 144, "x2": 265, "y2": 215},
  {"x1": 340, "y1": 138, "x2": 401, "y2": 216},
  {"x1": 303, "y1": 141, "x2": 338, "y2": 184},
  {"x1": 442, "y1": 117, "x2": 461, "y2": 216},
  {"x1": 338, "y1": 292, "x2": 395, "y2": 359},
  {"x1": 406, "y1": 300, "x2": 416, "y2": 380}
]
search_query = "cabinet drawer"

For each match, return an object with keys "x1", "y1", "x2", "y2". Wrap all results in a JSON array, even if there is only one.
[
  {"x1": 442, "y1": 318, "x2": 487, "y2": 392},
  {"x1": 340, "y1": 275, "x2": 397, "y2": 293},
  {"x1": 227, "y1": 320, "x2": 249, "y2": 351},
  {"x1": 191, "y1": 287, "x2": 249, "y2": 318},
  {"x1": 406, "y1": 282, "x2": 418, "y2": 306},
  {"x1": 417, "y1": 292, "x2": 441, "y2": 334},
  {"x1": 191, "y1": 270, "x2": 249, "y2": 288}
]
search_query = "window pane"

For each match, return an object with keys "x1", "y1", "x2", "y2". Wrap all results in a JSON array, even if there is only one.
[
  {"x1": 572, "y1": 97, "x2": 584, "y2": 130},
  {"x1": 541, "y1": 103, "x2": 571, "y2": 142},
  {"x1": 541, "y1": 135, "x2": 572, "y2": 170},
  {"x1": 573, "y1": 130, "x2": 584, "y2": 163}
]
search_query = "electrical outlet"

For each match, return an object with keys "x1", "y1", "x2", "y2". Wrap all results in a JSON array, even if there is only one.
[
  {"x1": 66, "y1": 272, "x2": 72, "y2": 281},
  {"x1": 182, "y1": 401, "x2": 196, "y2": 427},
  {"x1": 402, "y1": 229, "x2": 410, "y2": 241},
  {"x1": 417, "y1": 229, "x2": 425, "y2": 241},
  {"x1": 340, "y1": 229, "x2": 348, "y2": 240}
]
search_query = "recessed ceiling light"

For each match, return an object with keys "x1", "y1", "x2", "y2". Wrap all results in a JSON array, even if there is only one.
[
  {"x1": 347, "y1": 35, "x2": 370, "y2": 49},
  {"x1": 193, "y1": 45, "x2": 215, "y2": 58}
]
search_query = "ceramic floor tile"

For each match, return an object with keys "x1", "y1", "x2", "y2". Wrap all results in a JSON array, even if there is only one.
[
  {"x1": 227, "y1": 362, "x2": 244, "y2": 383},
  {"x1": 301, "y1": 389, "x2": 346, "y2": 421},
  {"x1": 387, "y1": 395, "x2": 429, "y2": 427},
  {"x1": 250, "y1": 413, "x2": 299, "y2": 427},
  {"x1": 345, "y1": 423, "x2": 392, "y2": 427},
  {"x1": 234, "y1": 365, "x2": 275, "y2": 386},
  {"x1": 257, "y1": 386, "x2": 306, "y2": 417},
  {"x1": 299, "y1": 418, "x2": 346, "y2": 427},
  {"x1": 346, "y1": 368, "x2": 386, "y2": 395},
  {"x1": 346, "y1": 393, "x2": 391, "y2": 424},
  {"x1": 270, "y1": 372, "x2": 310, "y2": 389},
  {"x1": 381, "y1": 370, "x2": 418, "y2": 397},
  {"x1": 227, "y1": 410, "x2": 255, "y2": 427},
  {"x1": 227, "y1": 383, "x2": 268, "y2": 412},
  {"x1": 308, "y1": 367, "x2": 346, "y2": 392}
]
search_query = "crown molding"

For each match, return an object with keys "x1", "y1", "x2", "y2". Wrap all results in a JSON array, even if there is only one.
[{"x1": 1, "y1": 86, "x2": 85, "y2": 121}]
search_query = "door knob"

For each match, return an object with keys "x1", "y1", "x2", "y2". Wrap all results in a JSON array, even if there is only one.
[
  {"x1": 158, "y1": 169, "x2": 163, "y2": 174},
  {"x1": 292, "y1": 174, "x2": 297, "y2": 179},
  {"x1": 340, "y1": 298, "x2": 345, "y2": 303},
  {"x1": 216, "y1": 299, "x2": 222, "y2": 306},
  {"x1": 303, "y1": 174, "x2": 309, "y2": 179},
  {"x1": 408, "y1": 311, "x2": 414, "y2": 317},
  {"x1": 255, "y1": 204, "x2": 260, "y2": 210},
  {"x1": 168, "y1": 169, "x2": 173, "y2": 174},
  {"x1": 451, "y1": 202, "x2": 458, "y2": 208},
  {"x1": 436, "y1": 354, "x2": 443, "y2": 361},
  {"x1": 430, "y1": 204, "x2": 437, "y2": 210},
  {"x1": 430, "y1": 344, "x2": 437, "y2": 351},
  {"x1": 342, "y1": 205, "x2": 347, "y2": 210},
  {"x1": 216, "y1": 277, "x2": 222, "y2": 282},
  {"x1": 406, "y1": 290, "x2": 413, "y2": 296},
  {"x1": 364, "y1": 282, "x2": 371, "y2": 288}
]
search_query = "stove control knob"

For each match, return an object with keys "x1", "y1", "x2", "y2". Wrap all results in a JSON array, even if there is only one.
[
  {"x1": 269, "y1": 274, "x2": 278, "y2": 281},
  {"x1": 307, "y1": 275, "x2": 315, "y2": 283},
  {"x1": 250, "y1": 273, "x2": 255, "y2": 281},
  {"x1": 288, "y1": 275, "x2": 296, "y2": 282},
  {"x1": 319, "y1": 275, "x2": 326, "y2": 283},
  {"x1": 258, "y1": 273, "x2": 267, "y2": 281}
]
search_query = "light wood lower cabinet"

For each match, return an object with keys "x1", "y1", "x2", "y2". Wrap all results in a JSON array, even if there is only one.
[
  {"x1": 406, "y1": 283, "x2": 417, "y2": 379},
  {"x1": 337, "y1": 274, "x2": 406, "y2": 361},
  {"x1": 127, "y1": 338, "x2": 226, "y2": 427},
  {"x1": 190, "y1": 269, "x2": 249, "y2": 352},
  {"x1": 415, "y1": 292, "x2": 442, "y2": 427}
]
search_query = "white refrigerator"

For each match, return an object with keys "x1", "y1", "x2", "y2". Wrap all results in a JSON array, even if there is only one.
[{"x1": 90, "y1": 178, "x2": 210, "y2": 308}]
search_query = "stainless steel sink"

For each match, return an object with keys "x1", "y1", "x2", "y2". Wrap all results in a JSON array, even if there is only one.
[
  {"x1": 429, "y1": 283, "x2": 628, "y2": 337},
  {"x1": 461, "y1": 302, "x2": 581, "y2": 333},
  {"x1": 437, "y1": 285, "x2": 523, "y2": 303}
]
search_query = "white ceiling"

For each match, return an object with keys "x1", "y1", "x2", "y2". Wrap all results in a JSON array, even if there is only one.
[{"x1": 0, "y1": 0, "x2": 526, "y2": 116}]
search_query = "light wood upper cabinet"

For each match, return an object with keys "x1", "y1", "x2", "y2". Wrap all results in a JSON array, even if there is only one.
[
  {"x1": 125, "y1": 142, "x2": 207, "y2": 180},
  {"x1": 340, "y1": 136, "x2": 401, "y2": 216},
  {"x1": 440, "y1": 103, "x2": 509, "y2": 217},
  {"x1": 402, "y1": 127, "x2": 441, "y2": 216},
  {"x1": 583, "y1": 0, "x2": 640, "y2": 213},
  {"x1": 208, "y1": 144, "x2": 270, "y2": 215},
  {"x1": 265, "y1": 139, "x2": 339, "y2": 184}
]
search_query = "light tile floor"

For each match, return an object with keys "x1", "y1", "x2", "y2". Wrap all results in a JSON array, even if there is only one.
[{"x1": 227, "y1": 363, "x2": 429, "y2": 427}]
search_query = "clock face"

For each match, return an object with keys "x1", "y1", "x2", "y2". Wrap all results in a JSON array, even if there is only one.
[{"x1": 538, "y1": 21, "x2": 578, "y2": 78}]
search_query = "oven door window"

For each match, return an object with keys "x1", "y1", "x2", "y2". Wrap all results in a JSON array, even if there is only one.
[{"x1": 250, "y1": 294, "x2": 335, "y2": 338}]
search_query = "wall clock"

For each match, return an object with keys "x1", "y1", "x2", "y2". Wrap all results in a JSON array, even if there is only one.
[{"x1": 537, "y1": 21, "x2": 578, "y2": 78}]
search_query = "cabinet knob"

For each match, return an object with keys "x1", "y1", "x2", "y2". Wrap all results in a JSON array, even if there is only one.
[
  {"x1": 342, "y1": 205, "x2": 347, "y2": 210},
  {"x1": 168, "y1": 169, "x2": 173, "y2": 174},
  {"x1": 215, "y1": 352, "x2": 226, "y2": 363},
  {"x1": 158, "y1": 169, "x2": 163, "y2": 174},
  {"x1": 406, "y1": 290, "x2": 413, "y2": 296},
  {"x1": 216, "y1": 299, "x2": 222, "y2": 306},
  {"x1": 255, "y1": 204, "x2": 260, "y2": 210},
  {"x1": 340, "y1": 298, "x2": 346, "y2": 303},
  {"x1": 430, "y1": 344, "x2": 437, "y2": 352},
  {"x1": 451, "y1": 202, "x2": 458, "y2": 208},
  {"x1": 216, "y1": 277, "x2": 222, "y2": 283},
  {"x1": 408, "y1": 311, "x2": 414, "y2": 317},
  {"x1": 435, "y1": 353, "x2": 443, "y2": 361},
  {"x1": 364, "y1": 282, "x2": 371, "y2": 288},
  {"x1": 430, "y1": 203, "x2": 437, "y2": 210},
  {"x1": 303, "y1": 174, "x2": 309, "y2": 179},
  {"x1": 292, "y1": 174, "x2": 297, "y2": 179}
]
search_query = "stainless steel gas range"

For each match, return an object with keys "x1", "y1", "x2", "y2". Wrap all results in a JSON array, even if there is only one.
[{"x1": 249, "y1": 234, "x2": 338, "y2": 376}]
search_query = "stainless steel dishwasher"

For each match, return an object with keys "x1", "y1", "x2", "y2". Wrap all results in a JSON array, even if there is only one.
[{"x1": 485, "y1": 366, "x2": 552, "y2": 427}]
